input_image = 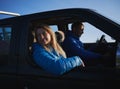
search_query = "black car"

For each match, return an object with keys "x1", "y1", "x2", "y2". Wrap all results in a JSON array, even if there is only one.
[{"x1": 0, "y1": 8, "x2": 120, "y2": 89}]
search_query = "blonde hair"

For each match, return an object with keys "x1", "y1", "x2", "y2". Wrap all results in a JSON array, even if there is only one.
[{"x1": 34, "y1": 24, "x2": 66, "y2": 58}]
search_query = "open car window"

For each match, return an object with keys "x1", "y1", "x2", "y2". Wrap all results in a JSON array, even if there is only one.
[{"x1": 68, "y1": 22, "x2": 115, "y2": 43}]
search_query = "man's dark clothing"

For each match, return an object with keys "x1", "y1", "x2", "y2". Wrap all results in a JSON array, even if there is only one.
[{"x1": 62, "y1": 31, "x2": 102, "y2": 66}]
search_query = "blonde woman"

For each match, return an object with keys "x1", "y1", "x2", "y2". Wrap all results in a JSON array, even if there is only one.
[{"x1": 32, "y1": 24, "x2": 85, "y2": 75}]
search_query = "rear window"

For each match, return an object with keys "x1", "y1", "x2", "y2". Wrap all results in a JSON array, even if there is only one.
[{"x1": 0, "y1": 27, "x2": 11, "y2": 55}]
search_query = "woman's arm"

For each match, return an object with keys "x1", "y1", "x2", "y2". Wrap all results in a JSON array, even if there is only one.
[{"x1": 32, "y1": 43, "x2": 84, "y2": 75}]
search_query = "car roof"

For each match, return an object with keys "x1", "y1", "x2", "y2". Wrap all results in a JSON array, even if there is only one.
[{"x1": 0, "y1": 8, "x2": 120, "y2": 42}]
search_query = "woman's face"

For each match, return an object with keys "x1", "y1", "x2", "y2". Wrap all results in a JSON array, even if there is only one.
[{"x1": 36, "y1": 28, "x2": 51, "y2": 45}]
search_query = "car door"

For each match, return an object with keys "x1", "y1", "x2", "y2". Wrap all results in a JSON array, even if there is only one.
[{"x1": 0, "y1": 26, "x2": 18, "y2": 89}]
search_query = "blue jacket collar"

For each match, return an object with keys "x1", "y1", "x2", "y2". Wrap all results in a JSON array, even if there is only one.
[{"x1": 66, "y1": 30, "x2": 80, "y2": 40}]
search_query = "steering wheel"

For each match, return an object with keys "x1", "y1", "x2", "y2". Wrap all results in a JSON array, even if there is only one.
[
  {"x1": 98, "y1": 35, "x2": 107, "y2": 44},
  {"x1": 94, "y1": 35, "x2": 108, "y2": 54}
]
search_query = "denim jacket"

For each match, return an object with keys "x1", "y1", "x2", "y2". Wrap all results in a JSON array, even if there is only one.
[{"x1": 32, "y1": 43, "x2": 83, "y2": 75}]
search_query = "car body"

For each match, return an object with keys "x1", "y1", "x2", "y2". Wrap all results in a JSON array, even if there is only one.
[{"x1": 0, "y1": 8, "x2": 120, "y2": 89}]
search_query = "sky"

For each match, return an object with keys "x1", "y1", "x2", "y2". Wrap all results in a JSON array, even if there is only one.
[{"x1": 0, "y1": 0, "x2": 120, "y2": 42}]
